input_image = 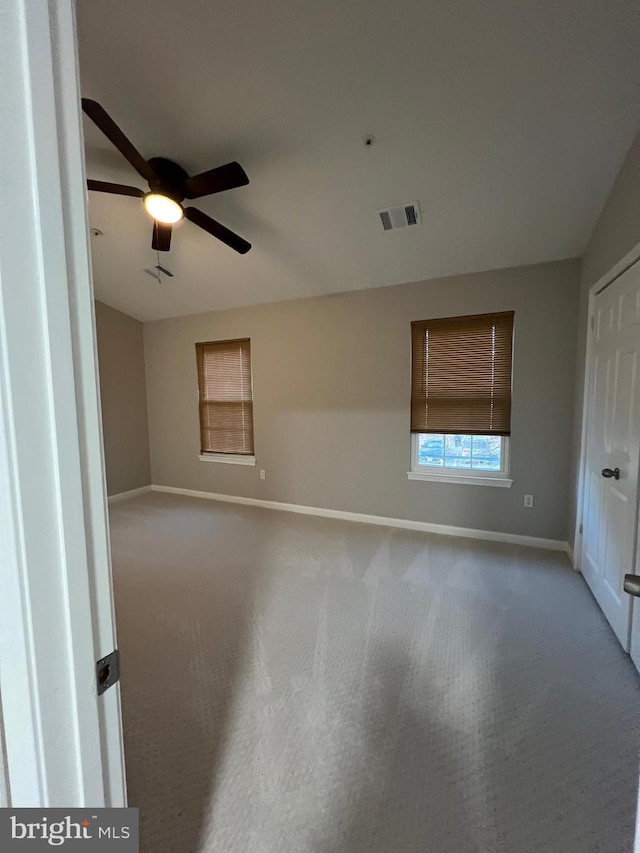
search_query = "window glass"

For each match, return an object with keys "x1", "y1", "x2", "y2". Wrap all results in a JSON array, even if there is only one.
[{"x1": 416, "y1": 434, "x2": 502, "y2": 471}]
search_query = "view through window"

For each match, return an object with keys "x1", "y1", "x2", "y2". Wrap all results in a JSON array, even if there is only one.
[{"x1": 416, "y1": 433, "x2": 503, "y2": 471}]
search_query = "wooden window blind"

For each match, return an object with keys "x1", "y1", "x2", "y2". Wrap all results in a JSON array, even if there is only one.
[
  {"x1": 411, "y1": 311, "x2": 514, "y2": 436},
  {"x1": 196, "y1": 339, "x2": 254, "y2": 454}
]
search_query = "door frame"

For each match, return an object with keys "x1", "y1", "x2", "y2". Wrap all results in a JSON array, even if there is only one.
[
  {"x1": 573, "y1": 241, "x2": 640, "y2": 572},
  {"x1": 0, "y1": 0, "x2": 126, "y2": 806}
]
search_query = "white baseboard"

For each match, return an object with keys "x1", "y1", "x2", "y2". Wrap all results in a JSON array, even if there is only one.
[
  {"x1": 150, "y1": 484, "x2": 570, "y2": 553},
  {"x1": 107, "y1": 485, "x2": 152, "y2": 504}
]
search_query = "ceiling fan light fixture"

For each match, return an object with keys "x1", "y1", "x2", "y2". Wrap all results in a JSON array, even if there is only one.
[
  {"x1": 82, "y1": 101, "x2": 250, "y2": 252},
  {"x1": 143, "y1": 193, "x2": 184, "y2": 224}
]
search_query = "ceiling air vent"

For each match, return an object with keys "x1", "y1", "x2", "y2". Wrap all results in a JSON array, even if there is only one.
[{"x1": 377, "y1": 201, "x2": 421, "y2": 231}]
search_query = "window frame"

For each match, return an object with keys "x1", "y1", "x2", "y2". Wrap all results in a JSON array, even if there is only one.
[
  {"x1": 196, "y1": 338, "x2": 256, "y2": 466},
  {"x1": 408, "y1": 310, "x2": 514, "y2": 487},
  {"x1": 408, "y1": 433, "x2": 512, "y2": 487}
]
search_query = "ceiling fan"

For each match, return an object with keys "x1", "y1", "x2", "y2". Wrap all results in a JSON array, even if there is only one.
[{"x1": 82, "y1": 99, "x2": 251, "y2": 254}]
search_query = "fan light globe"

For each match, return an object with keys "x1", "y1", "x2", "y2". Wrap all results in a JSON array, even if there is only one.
[{"x1": 143, "y1": 193, "x2": 184, "y2": 224}]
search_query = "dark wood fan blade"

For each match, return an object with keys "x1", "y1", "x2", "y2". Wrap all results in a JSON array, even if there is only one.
[
  {"x1": 87, "y1": 180, "x2": 144, "y2": 198},
  {"x1": 152, "y1": 222, "x2": 172, "y2": 252},
  {"x1": 182, "y1": 162, "x2": 249, "y2": 199},
  {"x1": 184, "y1": 207, "x2": 251, "y2": 254},
  {"x1": 81, "y1": 99, "x2": 156, "y2": 184}
]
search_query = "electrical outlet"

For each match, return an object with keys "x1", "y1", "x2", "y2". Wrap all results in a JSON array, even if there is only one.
[
  {"x1": 260, "y1": 469, "x2": 266, "y2": 480},
  {"x1": 524, "y1": 494, "x2": 534, "y2": 508}
]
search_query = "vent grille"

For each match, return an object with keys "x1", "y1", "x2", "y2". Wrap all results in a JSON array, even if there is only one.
[
  {"x1": 377, "y1": 201, "x2": 421, "y2": 231},
  {"x1": 379, "y1": 210, "x2": 393, "y2": 231}
]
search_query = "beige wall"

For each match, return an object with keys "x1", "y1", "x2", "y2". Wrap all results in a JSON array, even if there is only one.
[
  {"x1": 580, "y1": 130, "x2": 640, "y2": 291},
  {"x1": 569, "y1": 129, "x2": 640, "y2": 545},
  {"x1": 145, "y1": 259, "x2": 580, "y2": 541},
  {"x1": 95, "y1": 301, "x2": 151, "y2": 496}
]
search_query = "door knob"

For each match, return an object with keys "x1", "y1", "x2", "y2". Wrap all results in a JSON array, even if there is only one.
[
  {"x1": 624, "y1": 575, "x2": 640, "y2": 597},
  {"x1": 601, "y1": 467, "x2": 621, "y2": 480}
]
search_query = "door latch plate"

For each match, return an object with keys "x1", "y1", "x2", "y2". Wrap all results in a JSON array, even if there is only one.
[{"x1": 96, "y1": 649, "x2": 120, "y2": 695}]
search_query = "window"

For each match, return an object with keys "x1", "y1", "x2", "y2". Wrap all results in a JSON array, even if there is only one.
[
  {"x1": 408, "y1": 311, "x2": 514, "y2": 486},
  {"x1": 196, "y1": 338, "x2": 255, "y2": 465}
]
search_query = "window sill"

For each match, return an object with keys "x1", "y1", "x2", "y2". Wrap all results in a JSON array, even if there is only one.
[
  {"x1": 407, "y1": 471, "x2": 513, "y2": 488},
  {"x1": 199, "y1": 454, "x2": 256, "y2": 466}
]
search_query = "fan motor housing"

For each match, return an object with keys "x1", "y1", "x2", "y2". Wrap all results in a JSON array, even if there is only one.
[{"x1": 147, "y1": 157, "x2": 188, "y2": 202}]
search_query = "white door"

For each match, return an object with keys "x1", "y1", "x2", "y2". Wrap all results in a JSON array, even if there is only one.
[{"x1": 581, "y1": 261, "x2": 640, "y2": 650}]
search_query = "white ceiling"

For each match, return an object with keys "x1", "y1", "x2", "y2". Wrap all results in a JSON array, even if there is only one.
[{"x1": 77, "y1": 0, "x2": 640, "y2": 322}]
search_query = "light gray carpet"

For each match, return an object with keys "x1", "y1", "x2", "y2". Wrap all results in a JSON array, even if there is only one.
[{"x1": 109, "y1": 492, "x2": 640, "y2": 853}]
